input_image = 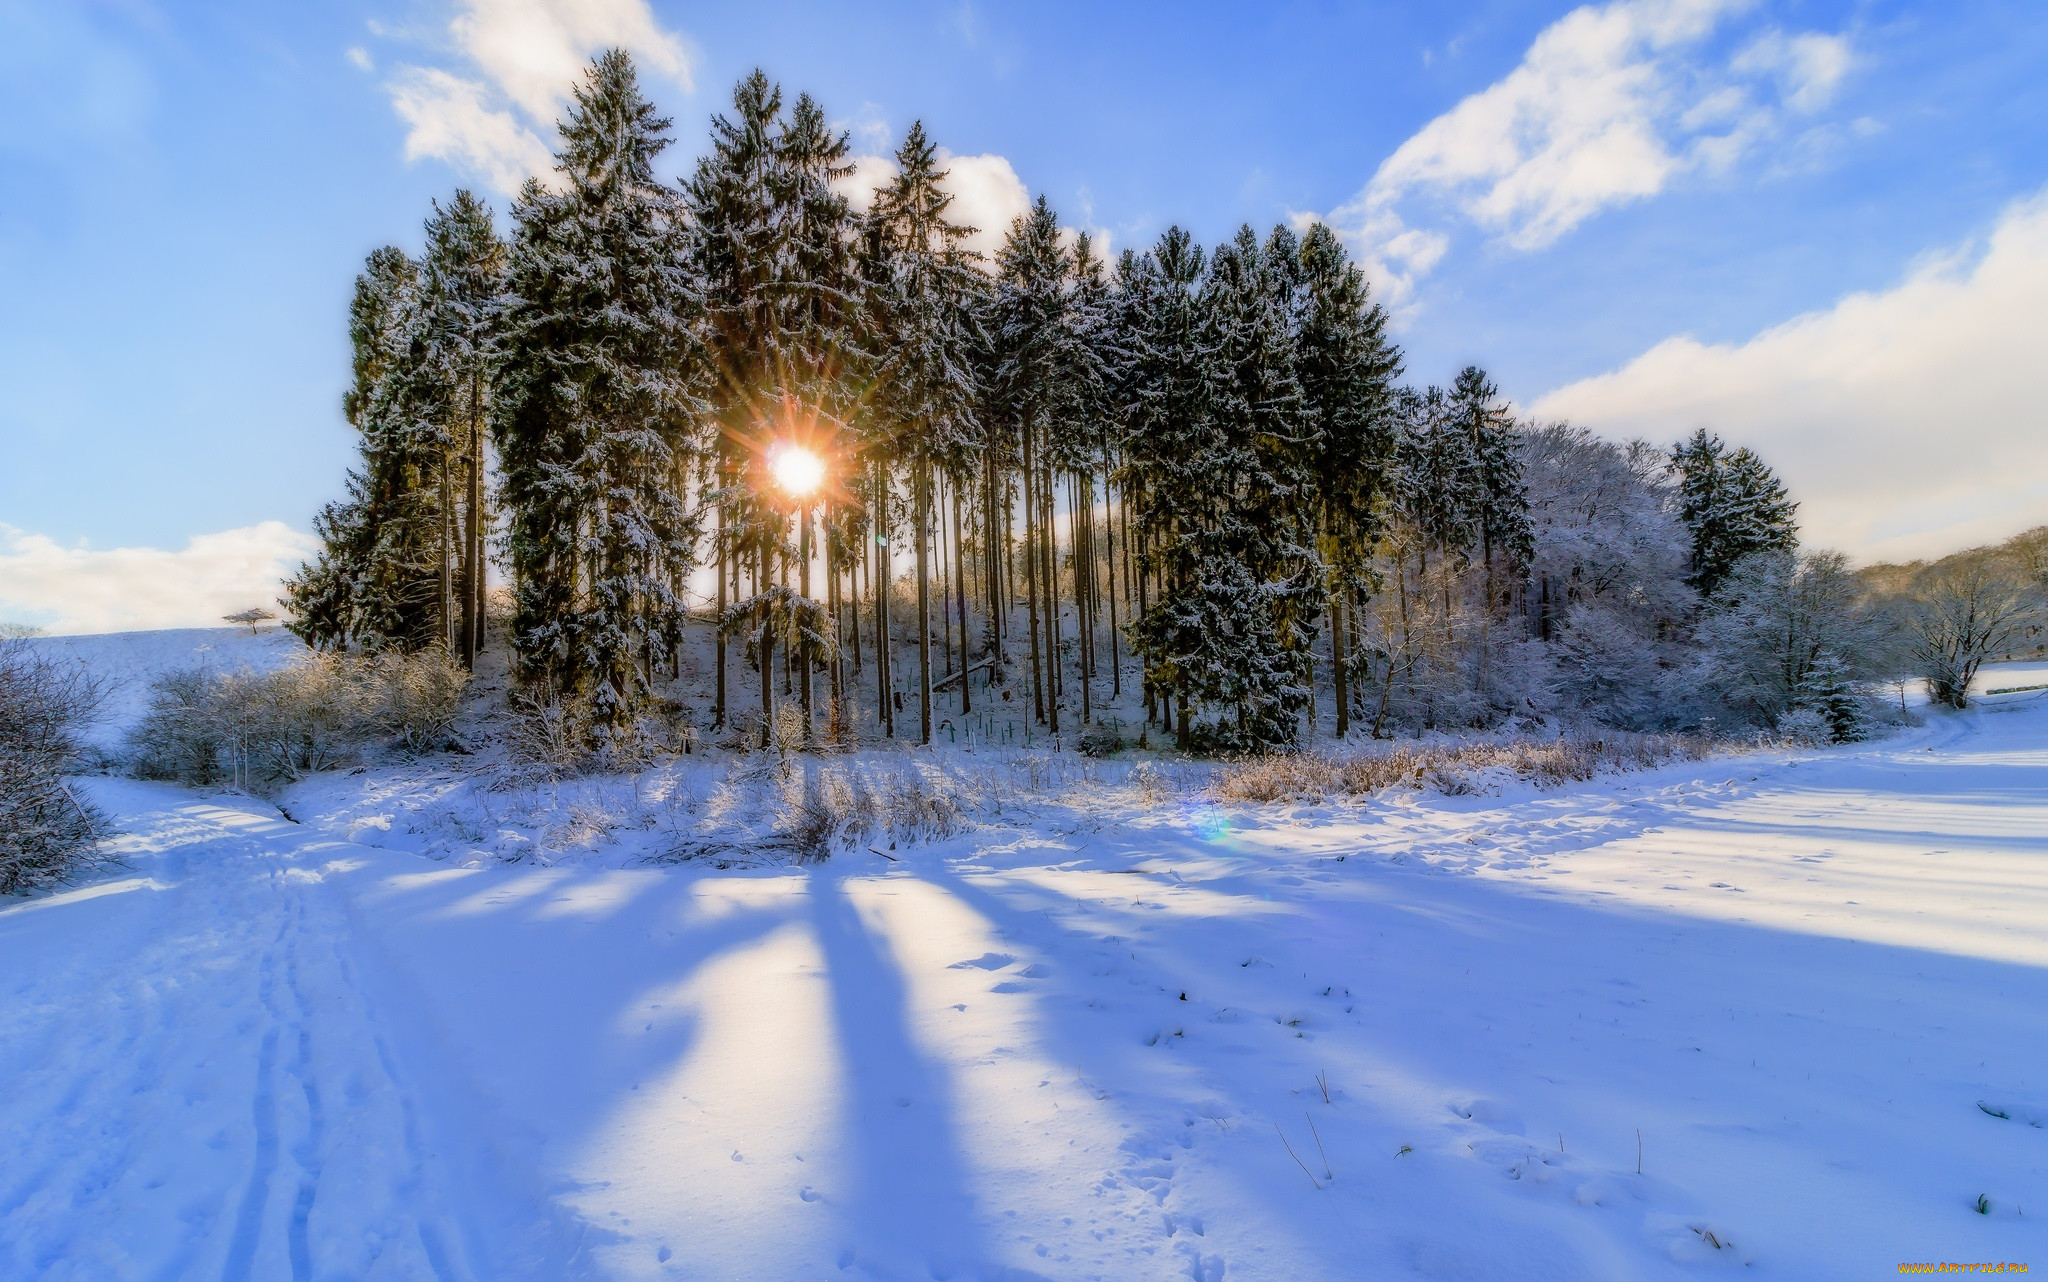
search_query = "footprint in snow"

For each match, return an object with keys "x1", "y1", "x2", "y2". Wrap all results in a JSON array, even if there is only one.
[{"x1": 950, "y1": 952, "x2": 1014, "y2": 970}]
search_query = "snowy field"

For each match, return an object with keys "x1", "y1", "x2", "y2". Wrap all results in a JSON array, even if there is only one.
[{"x1": 5, "y1": 674, "x2": 2048, "y2": 1277}]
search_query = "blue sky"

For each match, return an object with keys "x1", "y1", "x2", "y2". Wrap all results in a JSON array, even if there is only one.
[{"x1": 3, "y1": 0, "x2": 2046, "y2": 630}]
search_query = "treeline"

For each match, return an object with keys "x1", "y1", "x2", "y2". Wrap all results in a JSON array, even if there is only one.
[{"x1": 289, "y1": 50, "x2": 1865, "y2": 754}]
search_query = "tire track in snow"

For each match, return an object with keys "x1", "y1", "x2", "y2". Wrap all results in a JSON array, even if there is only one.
[
  {"x1": 282, "y1": 899, "x2": 324, "y2": 1282},
  {"x1": 220, "y1": 884, "x2": 291, "y2": 1282}
]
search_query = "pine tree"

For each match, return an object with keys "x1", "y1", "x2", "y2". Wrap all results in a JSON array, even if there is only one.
[
  {"x1": 1447, "y1": 366, "x2": 1533, "y2": 610},
  {"x1": 1192, "y1": 224, "x2": 1321, "y2": 748},
  {"x1": 1794, "y1": 650, "x2": 1868, "y2": 743},
  {"x1": 988, "y1": 197, "x2": 1080, "y2": 733},
  {"x1": 495, "y1": 49, "x2": 705, "y2": 739},
  {"x1": 418, "y1": 190, "x2": 506, "y2": 667},
  {"x1": 867, "y1": 123, "x2": 984, "y2": 745},
  {"x1": 1396, "y1": 386, "x2": 1479, "y2": 567},
  {"x1": 1117, "y1": 229, "x2": 1215, "y2": 742},
  {"x1": 284, "y1": 245, "x2": 446, "y2": 652},
  {"x1": 1293, "y1": 222, "x2": 1401, "y2": 736},
  {"x1": 1669, "y1": 428, "x2": 1799, "y2": 596}
]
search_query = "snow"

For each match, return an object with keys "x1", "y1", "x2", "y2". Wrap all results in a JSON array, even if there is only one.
[{"x1": 5, "y1": 670, "x2": 2048, "y2": 1277}]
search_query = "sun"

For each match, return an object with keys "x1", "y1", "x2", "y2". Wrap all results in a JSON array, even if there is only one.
[{"x1": 768, "y1": 443, "x2": 825, "y2": 499}]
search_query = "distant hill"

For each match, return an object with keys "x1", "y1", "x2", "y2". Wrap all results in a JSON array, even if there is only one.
[{"x1": 25, "y1": 626, "x2": 308, "y2": 752}]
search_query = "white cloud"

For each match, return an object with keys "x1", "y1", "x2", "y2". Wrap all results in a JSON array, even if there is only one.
[
  {"x1": 0, "y1": 523, "x2": 319, "y2": 635},
  {"x1": 377, "y1": 0, "x2": 694, "y2": 195},
  {"x1": 937, "y1": 151, "x2": 1033, "y2": 262},
  {"x1": 391, "y1": 67, "x2": 556, "y2": 195},
  {"x1": 1330, "y1": 0, "x2": 1853, "y2": 304},
  {"x1": 1531, "y1": 184, "x2": 2048, "y2": 562},
  {"x1": 838, "y1": 148, "x2": 1038, "y2": 265}
]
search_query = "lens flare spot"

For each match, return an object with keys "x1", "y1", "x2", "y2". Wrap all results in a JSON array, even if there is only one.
[{"x1": 769, "y1": 443, "x2": 824, "y2": 498}]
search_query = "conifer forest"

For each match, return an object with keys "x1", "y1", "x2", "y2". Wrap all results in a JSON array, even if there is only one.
[{"x1": 285, "y1": 50, "x2": 1831, "y2": 759}]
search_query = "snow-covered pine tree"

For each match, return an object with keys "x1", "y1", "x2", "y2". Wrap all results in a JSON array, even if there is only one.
[
  {"x1": 495, "y1": 49, "x2": 705, "y2": 740},
  {"x1": 1396, "y1": 385, "x2": 1480, "y2": 573},
  {"x1": 1061, "y1": 232, "x2": 1115, "y2": 723},
  {"x1": 1186, "y1": 224, "x2": 1322, "y2": 749},
  {"x1": 1118, "y1": 229, "x2": 1217, "y2": 742},
  {"x1": 1448, "y1": 366, "x2": 1533, "y2": 612},
  {"x1": 866, "y1": 122, "x2": 984, "y2": 745},
  {"x1": 283, "y1": 245, "x2": 447, "y2": 652},
  {"x1": 987, "y1": 197, "x2": 1079, "y2": 733},
  {"x1": 417, "y1": 190, "x2": 505, "y2": 668},
  {"x1": 1292, "y1": 222, "x2": 1401, "y2": 737},
  {"x1": 771, "y1": 92, "x2": 863, "y2": 742},
  {"x1": 1668, "y1": 428, "x2": 1798, "y2": 596},
  {"x1": 687, "y1": 70, "x2": 785, "y2": 736}
]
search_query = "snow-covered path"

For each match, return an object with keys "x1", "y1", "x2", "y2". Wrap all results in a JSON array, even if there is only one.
[{"x1": 6, "y1": 699, "x2": 2048, "y2": 1279}]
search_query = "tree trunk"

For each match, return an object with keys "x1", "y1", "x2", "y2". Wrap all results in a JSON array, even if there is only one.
[
  {"x1": 953, "y1": 482, "x2": 971, "y2": 715},
  {"x1": 915, "y1": 459, "x2": 933, "y2": 746},
  {"x1": 1331, "y1": 593, "x2": 1349, "y2": 739},
  {"x1": 1101, "y1": 454, "x2": 1121, "y2": 700},
  {"x1": 876, "y1": 464, "x2": 893, "y2": 737},
  {"x1": 438, "y1": 458, "x2": 455, "y2": 651},
  {"x1": 1021, "y1": 416, "x2": 1044, "y2": 725},
  {"x1": 715, "y1": 487, "x2": 728, "y2": 730}
]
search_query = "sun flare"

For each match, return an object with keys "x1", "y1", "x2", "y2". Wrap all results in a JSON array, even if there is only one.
[{"x1": 769, "y1": 443, "x2": 825, "y2": 498}]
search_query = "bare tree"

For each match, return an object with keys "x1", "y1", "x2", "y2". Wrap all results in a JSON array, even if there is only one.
[
  {"x1": 224, "y1": 608, "x2": 278, "y2": 634},
  {"x1": 1908, "y1": 561, "x2": 2037, "y2": 707},
  {"x1": 0, "y1": 639, "x2": 107, "y2": 893}
]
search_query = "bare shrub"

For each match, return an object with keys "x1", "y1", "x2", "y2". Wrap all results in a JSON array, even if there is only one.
[
  {"x1": 776, "y1": 765, "x2": 856, "y2": 863},
  {"x1": 129, "y1": 666, "x2": 233, "y2": 785},
  {"x1": 368, "y1": 649, "x2": 468, "y2": 751},
  {"x1": 129, "y1": 650, "x2": 472, "y2": 786},
  {"x1": 225, "y1": 653, "x2": 374, "y2": 781},
  {"x1": 504, "y1": 690, "x2": 587, "y2": 779},
  {"x1": 0, "y1": 639, "x2": 109, "y2": 893},
  {"x1": 1212, "y1": 753, "x2": 1344, "y2": 804},
  {"x1": 1216, "y1": 733, "x2": 1715, "y2": 804},
  {"x1": 875, "y1": 763, "x2": 965, "y2": 841}
]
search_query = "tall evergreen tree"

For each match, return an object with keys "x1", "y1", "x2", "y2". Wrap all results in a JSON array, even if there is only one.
[
  {"x1": 867, "y1": 123, "x2": 984, "y2": 744},
  {"x1": 284, "y1": 245, "x2": 448, "y2": 652},
  {"x1": 1447, "y1": 365, "x2": 1533, "y2": 608},
  {"x1": 1116, "y1": 231, "x2": 1215, "y2": 741},
  {"x1": 418, "y1": 190, "x2": 506, "y2": 668},
  {"x1": 495, "y1": 49, "x2": 705, "y2": 738},
  {"x1": 987, "y1": 197, "x2": 1079, "y2": 733},
  {"x1": 1293, "y1": 222, "x2": 1401, "y2": 735},
  {"x1": 1668, "y1": 428, "x2": 1799, "y2": 596}
]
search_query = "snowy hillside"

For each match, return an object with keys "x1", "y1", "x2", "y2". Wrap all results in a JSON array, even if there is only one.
[
  {"x1": 26, "y1": 626, "x2": 306, "y2": 751},
  {"x1": 3, "y1": 662, "x2": 2046, "y2": 1277}
]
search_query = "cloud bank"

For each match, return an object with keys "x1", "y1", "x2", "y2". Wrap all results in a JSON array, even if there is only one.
[
  {"x1": 1329, "y1": 0, "x2": 1851, "y2": 304},
  {"x1": 375, "y1": 0, "x2": 695, "y2": 194},
  {"x1": 1532, "y1": 183, "x2": 2048, "y2": 562},
  {"x1": 0, "y1": 523, "x2": 318, "y2": 635}
]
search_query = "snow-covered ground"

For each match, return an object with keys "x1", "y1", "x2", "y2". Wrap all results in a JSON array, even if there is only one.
[{"x1": 5, "y1": 672, "x2": 2047, "y2": 1278}]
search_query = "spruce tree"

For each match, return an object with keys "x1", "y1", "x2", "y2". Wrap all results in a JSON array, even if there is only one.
[
  {"x1": 1669, "y1": 428, "x2": 1798, "y2": 596},
  {"x1": 1293, "y1": 222, "x2": 1402, "y2": 736},
  {"x1": 1116, "y1": 231, "x2": 1215, "y2": 742},
  {"x1": 987, "y1": 197, "x2": 1079, "y2": 733},
  {"x1": 1192, "y1": 224, "x2": 1321, "y2": 748},
  {"x1": 284, "y1": 245, "x2": 447, "y2": 652},
  {"x1": 495, "y1": 49, "x2": 705, "y2": 738},
  {"x1": 417, "y1": 190, "x2": 506, "y2": 668},
  {"x1": 1448, "y1": 365, "x2": 1533, "y2": 610},
  {"x1": 866, "y1": 123, "x2": 984, "y2": 745}
]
